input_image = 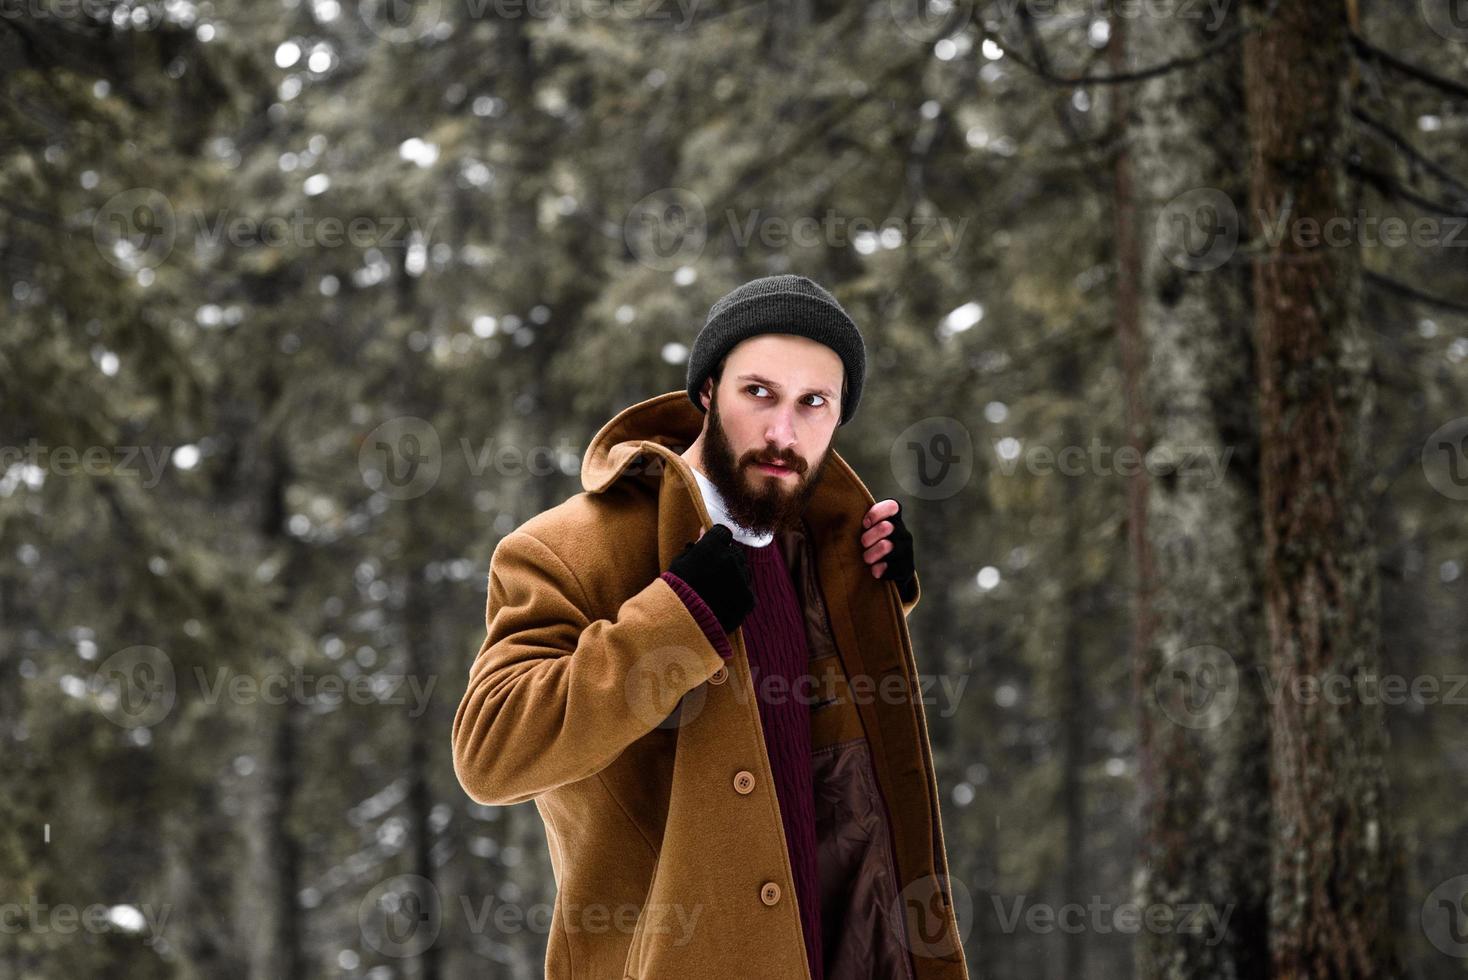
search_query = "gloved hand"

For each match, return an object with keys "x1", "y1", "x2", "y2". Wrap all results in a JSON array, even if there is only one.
[
  {"x1": 876, "y1": 502, "x2": 916, "y2": 595},
  {"x1": 667, "y1": 524, "x2": 755, "y2": 633}
]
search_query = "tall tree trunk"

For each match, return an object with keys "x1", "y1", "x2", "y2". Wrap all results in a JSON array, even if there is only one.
[
  {"x1": 405, "y1": 569, "x2": 442, "y2": 980},
  {"x1": 163, "y1": 779, "x2": 247, "y2": 980},
  {"x1": 1053, "y1": 344, "x2": 1091, "y2": 979},
  {"x1": 1243, "y1": 1, "x2": 1399, "y2": 975},
  {"x1": 264, "y1": 704, "x2": 305, "y2": 979},
  {"x1": 1120, "y1": 4, "x2": 1273, "y2": 978},
  {"x1": 1109, "y1": 0, "x2": 1158, "y2": 833},
  {"x1": 252, "y1": 423, "x2": 305, "y2": 980}
]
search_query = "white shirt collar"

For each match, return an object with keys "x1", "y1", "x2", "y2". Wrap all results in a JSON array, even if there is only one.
[{"x1": 688, "y1": 465, "x2": 774, "y2": 547}]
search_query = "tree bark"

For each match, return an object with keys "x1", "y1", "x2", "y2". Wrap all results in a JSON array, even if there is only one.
[
  {"x1": 1120, "y1": 4, "x2": 1272, "y2": 977},
  {"x1": 405, "y1": 569, "x2": 442, "y2": 980},
  {"x1": 1052, "y1": 343, "x2": 1092, "y2": 979},
  {"x1": 1243, "y1": 1, "x2": 1400, "y2": 975}
]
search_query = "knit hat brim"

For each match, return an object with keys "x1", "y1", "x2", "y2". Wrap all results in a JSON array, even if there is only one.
[{"x1": 686, "y1": 276, "x2": 866, "y2": 425}]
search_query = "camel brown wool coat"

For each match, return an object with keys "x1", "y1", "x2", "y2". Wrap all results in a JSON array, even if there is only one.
[{"x1": 451, "y1": 390, "x2": 969, "y2": 980}]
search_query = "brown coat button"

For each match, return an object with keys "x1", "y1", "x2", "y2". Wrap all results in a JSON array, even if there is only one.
[
  {"x1": 733, "y1": 770, "x2": 756, "y2": 794},
  {"x1": 709, "y1": 664, "x2": 728, "y2": 685},
  {"x1": 760, "y1": 881, "x2": 781, "y2": 906}
]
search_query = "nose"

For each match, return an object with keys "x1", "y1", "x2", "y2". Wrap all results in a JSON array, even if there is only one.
[{"x1": 764, "y1": 406, "x2": 798, "y2": 453}]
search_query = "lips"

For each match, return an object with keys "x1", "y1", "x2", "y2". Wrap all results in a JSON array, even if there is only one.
[{"x1": 754, "y1": 459, "x2": 796, "y2": 476}]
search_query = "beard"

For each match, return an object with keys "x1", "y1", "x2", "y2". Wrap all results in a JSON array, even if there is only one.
[{"x1": 701, "y1": 386, "x2": 831, "y2": 536}]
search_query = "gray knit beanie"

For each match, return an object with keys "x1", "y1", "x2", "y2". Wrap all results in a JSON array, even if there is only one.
[{"x1": 686, "y1": 274, "x2": 866, "y2": 425}]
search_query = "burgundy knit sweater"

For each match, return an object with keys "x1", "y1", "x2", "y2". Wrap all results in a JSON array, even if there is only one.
[{"x1": 660, "y1": 538, "x2": 824, "y2": 980}]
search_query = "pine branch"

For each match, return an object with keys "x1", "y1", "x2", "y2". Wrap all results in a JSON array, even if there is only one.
[
  {"x1": 1351, "y1": 107, "x2": 1468, "y2": 198},
  {"x1": 980, "y1": 0, "x2": 1278, "y2": 87},
  {"x1": 1350, "y1": 161, "x2": 1468, "y2": 218},
  {"x1": 1350, "y1": 32, "x2": 1468, "y2": 101},
  {"x1": 699, "y1": 47, "x2": 931, "y2": 217},
  {"x1": 0, "y1": 195, "x2": 59, "y2": 229},
  {"x1": 1364, "y1": 269, "x2": 1468, "y2": 315},
  {"x1": 1015, "y1": 0, "x2": 1106, "y2": 156}
]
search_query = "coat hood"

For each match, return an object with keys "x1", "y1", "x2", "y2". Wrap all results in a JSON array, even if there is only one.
[{"x1": 580, "y1": 390, "x2": 705, "y2": 495}]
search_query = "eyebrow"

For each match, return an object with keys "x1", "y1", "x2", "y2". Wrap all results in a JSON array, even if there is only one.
[{"x1": 736, "y1": 373, "x2": 836, "y2": 401}]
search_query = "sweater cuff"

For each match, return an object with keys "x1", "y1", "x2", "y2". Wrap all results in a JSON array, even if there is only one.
[{"x1": 660, "y1": 571, "x2": 734, "y2": 660}]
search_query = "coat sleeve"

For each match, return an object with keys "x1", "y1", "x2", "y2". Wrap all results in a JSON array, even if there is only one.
[
  {"x1": 659, "y1": 570, "x2": 735, "y2": 660},
  {"x1": 452, "y1": 529, "x2": 729, "y2": 806}
]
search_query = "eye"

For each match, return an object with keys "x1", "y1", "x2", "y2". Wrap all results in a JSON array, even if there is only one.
[
  {"x1": 745, "y1": 384, "x2": 770, "y2": 398},
  {"x1": 805, "y1": 394, "x2": 827, "y2": 408}
]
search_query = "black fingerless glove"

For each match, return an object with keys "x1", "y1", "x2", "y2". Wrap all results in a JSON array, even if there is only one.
[
  {"x1": 879, "y1": 503, "x2": 917, "y2": 598},
  {"x1": 667, "y1": 524, "x2": 756, "y2": 633}
]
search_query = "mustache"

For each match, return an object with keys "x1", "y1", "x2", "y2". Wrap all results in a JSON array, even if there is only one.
[{"x1": 744, "y1": 451, "x2": 806, "y2": 474}]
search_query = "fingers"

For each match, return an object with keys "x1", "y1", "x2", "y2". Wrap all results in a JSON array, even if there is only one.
[
  {"x1": 860, "y1": 520, "x2": 893, "y2": 549},
  {"x1": 859, "y1": 501, "x2": 914, "y2": 585},
  {"x1": 861, "y1": 498, "x2": 900, "y2": 529},
  {"x1": 863, "y1": 537, "x2": 894, "y2": 566}
]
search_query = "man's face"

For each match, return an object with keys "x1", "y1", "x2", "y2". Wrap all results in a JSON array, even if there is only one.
[{"x1": 697, "y1": 334, "x2": 843, "y2": 536}]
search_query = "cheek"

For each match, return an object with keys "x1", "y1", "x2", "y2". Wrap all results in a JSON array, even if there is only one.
[
  {"x1": 802, "y1": 425, "x2": 834, "y2": 458},
  {"x1": 731, "y1": 419, "x2": 763, "y2": 452}
]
